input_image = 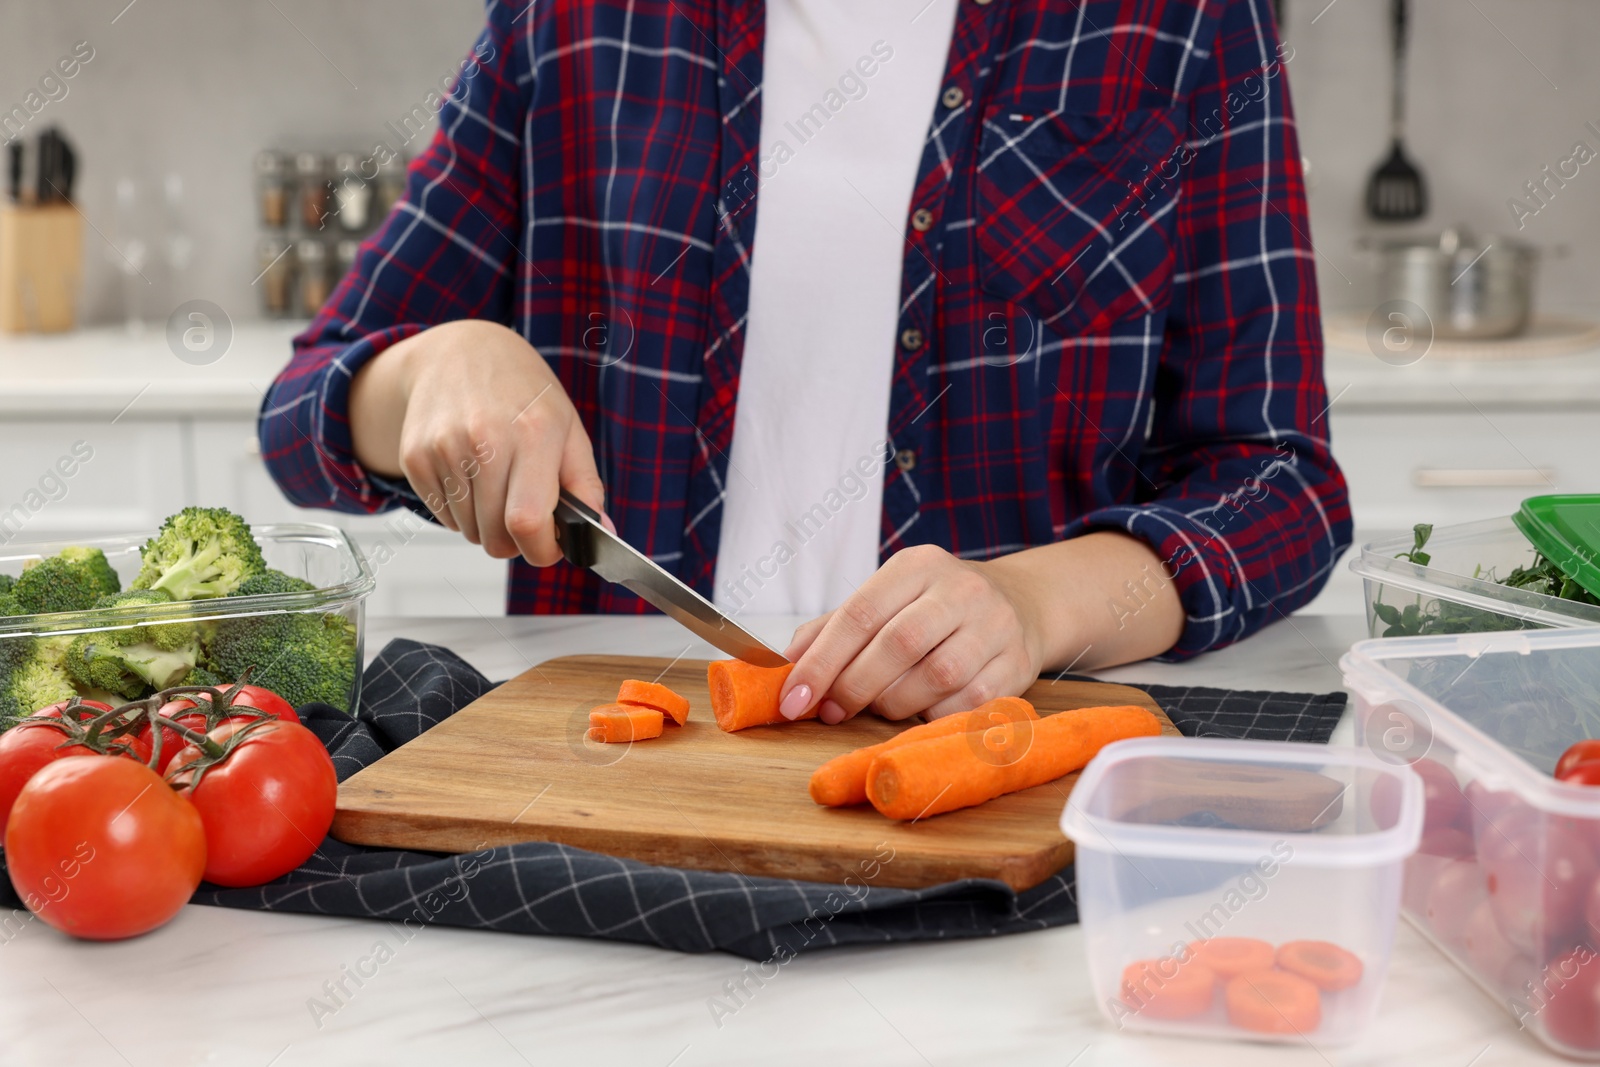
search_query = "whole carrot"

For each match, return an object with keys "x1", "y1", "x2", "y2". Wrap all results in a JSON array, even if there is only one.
[
  {"x1": 865, "y1": 705, "x2": 1162, "y2": 820},
  {"x1": 809, "y1": 696, "x2": 1038, "y2": 807},
  {"x1": 707, "y1": 660, "x2": 806, "y2": 732}
]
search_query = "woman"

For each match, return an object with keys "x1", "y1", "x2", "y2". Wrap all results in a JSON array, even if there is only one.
[{"x1": 261, "y1": 0, "x2": 1349, "y2": 724}]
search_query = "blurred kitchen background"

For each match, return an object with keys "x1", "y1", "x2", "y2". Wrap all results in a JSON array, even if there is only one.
[{"x1": 0, "y1": 0, "x2": 1596, "y2": 617}]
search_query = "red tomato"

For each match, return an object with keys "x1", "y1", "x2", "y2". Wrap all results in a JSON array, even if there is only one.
[
  {"x1": 140, "y1": 700, "x2": 212, "y2": 774},
  {"x1": 1462, "y1": 900, "x2": 1521, "y2": 990},
  {"x1": 1373, "y1": 757, "x2": 1468, "y2": 835},
  {"x1": 1587, "y1": 877, "x2": 1600, "y2": 948},
  {"x1": 1418, "y1": 826, "x2": 1475, "y2": 860},
  {"x1": 0, "y1": 716, "x2": 150, "y2": 834},
  {"x1": 1424, "y1": 858, "x2": 1485, "y2": 948},
  {"x1": 1542, "y1": 949, "x2": 1600, "y2": 1052},
  {"x1": 5, "y1": 756, "x2": 205, "y2": 940},
  {"x1": 226, "y1": 685, "x2": 299, "y2": 724},
  {"x1": 1556, "y1": 740, "x2": 1600, "y2": 781},
  {"x1": 33, "y1": 699, "x2": 114, "y2": 720},
  {"x1": 1557, "y1": 762, "x2": 1600, "y2": 787},
  {"x1": 167, "y1": 719, "x2": 335, "y2": 888},
  {"x1": 1480, "y1": 810, "x2": 1597, "y2": 953}
]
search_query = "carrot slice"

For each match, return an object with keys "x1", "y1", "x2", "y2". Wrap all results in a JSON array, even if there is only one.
[
  {"x1": 1224, "y1": 968, "x2": 1322, "y2": 1034},
  {"x1": 707, "y1": 660, "x2": 806, "y2": 732},
  {"x1": 617, "y1": 679, "x2": 690, "y2": 726},
  {"x1": 1120, "y1": 958, "x2": 1217, "y2": 1020},
  {"x1": 864, "y1": 705, "x2": 1162, "y2": 820},
  {"x1": 586, "y1": 704, "x2": 665, "y2": 743},
  {"x1": 1276, "y1": 940, "x2": 1364, "y2": 992},
  {"x1": 1188, "y1": 938, "x2": 1277, "y2": 978},
  {"x1": 809, "y1": 697, "x2": 1038, "y2": 807}
]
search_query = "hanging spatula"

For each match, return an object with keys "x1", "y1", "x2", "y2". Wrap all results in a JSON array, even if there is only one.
[{"x1": 1365, "y1": 0, "x2": 1427, "y2": 222}]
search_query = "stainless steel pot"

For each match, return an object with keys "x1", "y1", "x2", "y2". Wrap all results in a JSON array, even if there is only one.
[{"x1": 1371, "y1": 227, "x2": 1538, "y2": 339}]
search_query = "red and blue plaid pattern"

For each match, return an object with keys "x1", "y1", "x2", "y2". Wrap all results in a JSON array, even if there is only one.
[{"x1": 260, "y1": 0, "x2": 1351, "y2": 659}]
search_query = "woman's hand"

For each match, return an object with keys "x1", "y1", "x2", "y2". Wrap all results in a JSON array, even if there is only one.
[
  {"x1": 349, "y1": 319, "x2": 607, "y2": 565},
  {"x1": 776, "y1": 533, "x2": 1185, "y2": 723}
]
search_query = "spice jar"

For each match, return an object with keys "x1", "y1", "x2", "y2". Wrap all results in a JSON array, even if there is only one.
[
  {"x1": 333, "y1": 152, "x2": 372, "y2": 233},
  {"x1": 374, "y1": 153, "x2": 407, "y2": 220},
  {"x1": 296, "y1": 239, "x2": 332, "y2": 313},
  {"x1": 295, "y1": 152, "x2": 331, "y2": 231},
  {"x1": 255, "y1": 151, "x2": 289, "y2": 230},
  {"x1": 257, "y1": 235, "x2": 295, "y2": 318}
]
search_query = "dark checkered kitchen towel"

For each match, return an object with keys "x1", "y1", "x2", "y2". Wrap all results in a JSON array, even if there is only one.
[{"x1": 0, "y1": 640, "x2": 1345, "y2": 960}]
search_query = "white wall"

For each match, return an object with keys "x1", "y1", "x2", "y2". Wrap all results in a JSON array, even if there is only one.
[
  {"x1": 1285, "y1": 0, "x2": 1600, "y2": 315},
  {"x1": 0, "y1": 0, "x2": 485, "y2": 328}
]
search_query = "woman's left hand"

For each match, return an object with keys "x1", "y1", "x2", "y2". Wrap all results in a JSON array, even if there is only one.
[{"x1": 776, "y1": 544, "x2": 1046, "y2": 723}]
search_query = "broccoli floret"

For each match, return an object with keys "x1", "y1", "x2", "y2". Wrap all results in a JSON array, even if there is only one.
[
  {"x1": 0, "y1": 574, "x2": 14, "y2": 596},
  {"x1": 230, "y1": 569, "x2": 316, "y2": 598},
  {"x1": 64, "y1": 589, "x2": 202, "y2": 699},
  {"x1": 12, "y1": 546, "x2": 121, "y2": 615},
  {"x1": 0, "y1": 634, "x2": 78, "y2": 727},
  {"x1": 0, "y1": 592, "x2": 24, "y2": 617},
  {"x1": 180, "y1": 665, "x2": 226, "y2": 688},
  {"x1": 131, "y1": 507, "x2": 266, "y2": 601},
  {"x1": 205, "y1": 610, "x2": 357, "y2": 711}
]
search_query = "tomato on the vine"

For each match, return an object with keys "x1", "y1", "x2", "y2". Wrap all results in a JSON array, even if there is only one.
[
  {"x1": 167, "y1": 718, "x2": 335, "y2": 888},
  {"x1": 0, "y1": 708, "x2": 150, "y2": 833},
  {"x1": 5, "y1": 756, "x2": 205, "y2": 940},
  {"x1": 142, "y1": 686, "x2": 298, "y2": 772}
]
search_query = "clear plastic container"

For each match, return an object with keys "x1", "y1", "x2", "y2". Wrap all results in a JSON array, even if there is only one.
[
  {"x1": 1350, "y1": 515, "x2": 1600, "y2": 639},
  {"x1": 0, "y1": 524, "x2": 374, "y2": 714},
  {"x1": 1342, "y1": 628, "x2": 1600, "y2": 1059},
  {"x1": 1061, "y1": 737, "x2": 1422, "y2": 1045}
]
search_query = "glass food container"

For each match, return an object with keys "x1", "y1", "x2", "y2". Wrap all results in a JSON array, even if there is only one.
[{"x1": 0, "y1": 524, "x2": 374, "y2": 715}]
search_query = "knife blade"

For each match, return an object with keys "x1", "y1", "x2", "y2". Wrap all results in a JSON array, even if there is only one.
[{"x1": 552, "y1": 490, "x2": 788, "y2": 667}]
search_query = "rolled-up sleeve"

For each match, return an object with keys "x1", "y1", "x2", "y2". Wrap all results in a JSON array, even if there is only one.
[
  {"x1": 1063, "y1": 0, "x2": 1352, "y2": 659},
  {"x1": 258, "y1": 1, "x2": 527, "y2": 517}
]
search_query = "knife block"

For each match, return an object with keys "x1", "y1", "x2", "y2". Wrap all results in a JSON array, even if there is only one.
[{"x1": 0, "y1": 203, "x2": 84, "y2": 333}]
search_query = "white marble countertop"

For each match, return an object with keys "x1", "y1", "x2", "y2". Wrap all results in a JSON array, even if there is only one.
[
  {"x1": 0, "y1": 612, "x2": 1572, "y2": 1066},
  {"x1": 6, "y1": 317, "x2": 1600, "y2": 420},
  {"x1": 0, "y1": 321, "x2": 305, "y2": 418}
]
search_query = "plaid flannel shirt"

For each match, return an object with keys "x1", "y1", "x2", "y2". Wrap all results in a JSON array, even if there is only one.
[{"x1": 260, "y1": 0, "x2": 1351, "y2": 659}]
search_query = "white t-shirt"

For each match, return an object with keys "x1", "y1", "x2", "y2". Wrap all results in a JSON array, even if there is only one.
[{"x1": 713, "y1": 0, "x2": 959, "y2": 617}]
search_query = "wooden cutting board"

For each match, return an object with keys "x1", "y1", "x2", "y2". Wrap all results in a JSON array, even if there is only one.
[{"x1": 332, "y1": 655, "x2": 1179, "y2": 891}]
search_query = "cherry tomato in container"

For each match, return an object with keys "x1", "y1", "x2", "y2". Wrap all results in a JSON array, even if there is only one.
[
  {"x1": 1479, "y1": 809, "x2": 1597, "y2": 954},
  {"x1": 1556, "y1": 762, "x2": 1600, "y2": 788},
  {"x1": 1373, "y1": 757, "x2": 1467, "y2": 835},
  {"x1": 1423, "y1": 858, "x2": 1485, "y2": 948},
  {"x1": 1541, "y1": 949, "x2": 1600, "y2": 1053},
  {"x1": 1555, "y1": 739, "x2": 1600, "y2": 781},
  {"x1": 1586, "y1": 878, "x2": 1600, "y2": 949},
  {"x1": 0, "y1": 710, "x2": 149, "y2": 833},
  {"x1": 5, "y1": 756, "x2": 205, "y2": 940},
  {"x1": 167, "y1": 718, "x2": 335, "y2": 888}
]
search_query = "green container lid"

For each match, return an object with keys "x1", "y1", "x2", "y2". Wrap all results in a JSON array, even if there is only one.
[{"x1": 1513, "y1": 494, "x2": 1600, "y2": 600}]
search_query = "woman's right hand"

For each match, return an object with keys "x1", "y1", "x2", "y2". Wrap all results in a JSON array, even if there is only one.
[{"x1": 348, "y1": 319, "x2": 607, "y2": 565}]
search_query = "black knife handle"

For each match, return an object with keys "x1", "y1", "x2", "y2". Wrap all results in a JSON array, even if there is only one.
[{"x1": 552, "y1": 493, "x2": 597, "y2": 570}]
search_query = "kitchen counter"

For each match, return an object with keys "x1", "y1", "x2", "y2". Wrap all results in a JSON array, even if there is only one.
[{"x1": 0, "y1": 612, "x2": 1570, "y2": 1066}]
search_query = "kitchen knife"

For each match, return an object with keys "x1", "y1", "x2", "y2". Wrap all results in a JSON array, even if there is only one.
[{"x1": 552, "y1": 489, "x2": 789, "y2": 667}]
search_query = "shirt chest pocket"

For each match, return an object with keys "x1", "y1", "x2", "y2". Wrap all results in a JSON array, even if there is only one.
[{"x1": 975, "y1": 107, "x2": 1186, "y2": 336}]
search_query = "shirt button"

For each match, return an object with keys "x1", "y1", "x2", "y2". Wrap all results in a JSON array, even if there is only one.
[
  {"x1": 900, "y1": 327, "x2": 924, "y2": 351},
  {"x1": 895, "y1": 449, "x2": 917, "y2": 472},
  {"x1": 911, "y1": 208, "x2": 934, "y2": 232},
  {"x1": 941, "y1": 86, "x2": 965, "y2": 109}
]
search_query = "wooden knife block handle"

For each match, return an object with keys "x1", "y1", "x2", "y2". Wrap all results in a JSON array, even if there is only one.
[{"x1": 0, "y1": 203, "x2": 84, "y2": 333}]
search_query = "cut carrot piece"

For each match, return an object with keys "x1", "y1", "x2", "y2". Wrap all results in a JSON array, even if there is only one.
[
  {"x1": 1188, "y1": 938, "x2": 1277, "y2": 978},
  {"x1": 1276, "y1": 940, "x2": 1364, "y2": 992},
  {"x1": 1120, "y1": 958, "x2": 1217, "y2": 1020},
  {"x1": 707, "y1": 660, "x2": 805, "y2": 732},
  {"x1": 586, "y1": 704, "x2": 665, "y2": 743},
  {"x1": 864, "y1": 705, "x2": 1162, "y2": 820},
  {"x1": 617, "y1": 679, "x2": 690, "y2": 726},
  {"x1": 1224, "y1": 968, "x2": 1322, "y2": 1034},
  {"x1": 809, "y1": 697, "x2": 1038, "y2": 807}
]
